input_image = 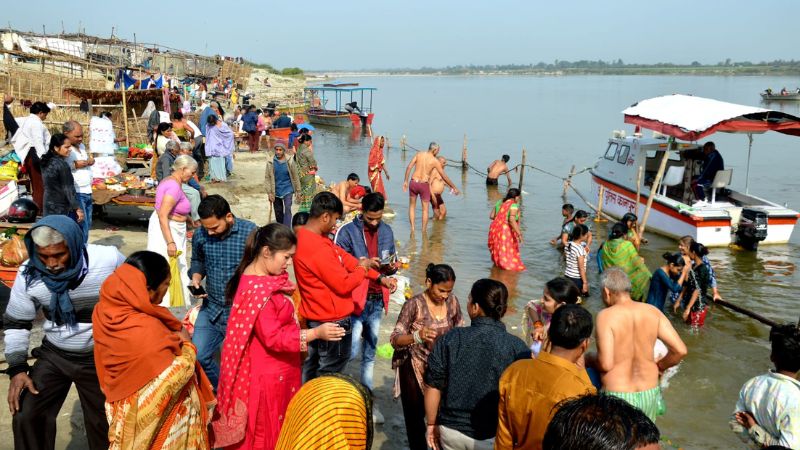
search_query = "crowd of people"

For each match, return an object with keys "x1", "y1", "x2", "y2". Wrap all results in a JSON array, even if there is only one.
[{"x1": 1, "y1": 88, "x2": 798, "y2": 449}]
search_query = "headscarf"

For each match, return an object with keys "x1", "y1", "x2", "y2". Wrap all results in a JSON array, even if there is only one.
[
  {"x1": 205, "y1": 121, "x2": 234, "y2": 157},
  {"x1": 23, "y1": 215, "x2": 88, "y2": 328},
  {"x1": 211, "y1": 272, "x2": 296, "y2": 448},
  {"x1": 92, "y1": 263, "x2": 183, "y2": 402},
  {"x1": 141, "y1": 100, "x2": 157, "y2": 119},
  {"x1": 276, "y1": 373, "x2": 373, "y2": 450}
]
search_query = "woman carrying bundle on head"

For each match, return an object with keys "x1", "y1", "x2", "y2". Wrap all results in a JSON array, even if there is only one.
[{"x1": 488, "y1": 188, "x2": 525, "y2": 272}]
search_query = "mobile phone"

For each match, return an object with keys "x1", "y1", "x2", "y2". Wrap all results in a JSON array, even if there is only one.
[
  {"x1": 380, "y1": 253, "x2": 397, "y2": 267},
  {"x1": 188, "y1": 285, "x2": 207, "y2": 296}
]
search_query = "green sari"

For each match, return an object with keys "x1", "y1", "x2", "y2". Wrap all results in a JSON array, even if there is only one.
[
  {"x1": 295, "y1": 144, "x2": 317, "y2": 212},
  {"x1": 600, "y1": 238, "x2": 652, "y2": 300}
]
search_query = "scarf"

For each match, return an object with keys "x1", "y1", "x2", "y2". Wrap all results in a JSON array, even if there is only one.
[
  {"x1": 24, "y1": 215, "x2": 88, "y2": 328},
  {"x1": 205, "y1": 122, "x2": 234, "y2": 157},
  {"x1": 141, "y1": 100, "x2": 156, "y2": 119},
  {"x1": 92, "y1": 263, "x2": 184, "y2": 402},
  {"x1": 211, "y1": 271, "x2": 295, "y2": 448}
]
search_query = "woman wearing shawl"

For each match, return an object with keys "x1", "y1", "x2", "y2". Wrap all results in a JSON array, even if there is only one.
[
  {"x1": 211, "y1": 223, "x2": 345, "y2": 450},
  {"x1": 294, "y1": 134, "x2": 317, "y2": 212},
  {"x1": 93, "y1": 251, "x2": 215, "y2": 450},
  {"x1": 488, "y1": 188, "x2": 525, "y2": 271},
  {"x1": 600, "y1": 222, "x2": 652, "y2": 301},
  {"x1": 205, "y1": 115, "x2": 233, "y2": 182},
  {"x1": 368, "y1": 136, "x2": 388, "y2": 199},
  {"x1": 41, "y1": 134, "x2": 84, "y2": 223},
  {"x1": 276, "y1": 373, "x2": 373, "y2": 450}
]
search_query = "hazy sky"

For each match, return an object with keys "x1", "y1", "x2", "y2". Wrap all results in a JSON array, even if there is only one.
[{"x1": 5, "y1": 0, "x2": 797, "y2": 70}]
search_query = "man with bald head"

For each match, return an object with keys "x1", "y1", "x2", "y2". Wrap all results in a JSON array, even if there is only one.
[{"x1": 63, "y1": 121, "x2": 95, "y2": 243}]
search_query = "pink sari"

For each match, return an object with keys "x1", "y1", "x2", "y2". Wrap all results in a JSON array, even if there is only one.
[{"x1": 488, "y1": 199, "x2": 526, "y2": 271}]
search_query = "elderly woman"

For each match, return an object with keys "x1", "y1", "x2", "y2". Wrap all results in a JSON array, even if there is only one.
[
  {"x1": 147, "y1": 155, "x2": 197, "y2": 306},
  {"x1": 93, "y1": 251, "x2": 215, "y2": 449},
  {"x1": 205, "y1": 114, "x2": 234, "y2": 182}
]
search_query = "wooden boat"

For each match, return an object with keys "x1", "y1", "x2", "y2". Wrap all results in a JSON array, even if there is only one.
[
  {"x1": 268, "y1": 127, "x2": 291, "y2": 140},
  {"x1": 303, "y1": 86, "x2": 376, "y2": 128},
  {"x1": 760, "y1": 92, "x2": 800, "y2": 101},
  {"x1": 591, "y1": 94, "x2": 800, "y2": 249}
]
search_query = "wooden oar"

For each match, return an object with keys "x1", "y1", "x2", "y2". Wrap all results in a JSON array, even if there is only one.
[{"x1": 715, "y1": 299, "x2": 779, "y2": 328}]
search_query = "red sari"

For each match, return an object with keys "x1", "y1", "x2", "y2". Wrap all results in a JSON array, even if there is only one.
[
  {"x1": 368, "y1": 136, "x2": 387, "y2": 198},
  {"x1": 211, "y1": 272, "x2": 303, "y2": 450},
  {"x1": 488, "y1": 199, "x2": 526, "y2": 271}
]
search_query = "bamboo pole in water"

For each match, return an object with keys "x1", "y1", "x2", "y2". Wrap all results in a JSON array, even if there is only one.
[
  {"x1": 595, "y1": 185, "x2": 607, "y2": 222},
  {"x1": 562, "y1": 165, "x2": 576, "y2": 200},
  {"x1": 634, "y1": 165, "x2": 643, "y2": 216},
  {"x1": 518, "y1": 148, "x2": 527, "y2": 191},
  {"x1": 715, "y1": 300, "x2": 778, "y2": 328},
  {"x1": 640, "y1": 137, "x2": 674, "y2": 236},
  {"x1": 461, "y1": 134, "x2": 468, "y2": 171}
]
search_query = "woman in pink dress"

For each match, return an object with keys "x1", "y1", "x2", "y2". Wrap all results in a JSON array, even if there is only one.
[{"x1": 211, "y1": 223, "x2": 345, "y2": 449}]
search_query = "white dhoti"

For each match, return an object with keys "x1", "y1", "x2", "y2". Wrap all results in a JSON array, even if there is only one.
[{"x1": 146, "y1": 211, "x2": 191, "y2": 307}]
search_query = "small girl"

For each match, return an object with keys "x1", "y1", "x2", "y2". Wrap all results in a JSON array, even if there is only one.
[
  {"x1": 565, "y1": 224, "x2": 590, "y2": 296},
  {"x1": 524, "y1": 277, "x2": 581, "y2": 356},
  {"x1": 646, "y1": 252, "x2": 689, "y2": 312},
  {"x1": 675, "y1": 242, "x2": 712, "y2": 328}
]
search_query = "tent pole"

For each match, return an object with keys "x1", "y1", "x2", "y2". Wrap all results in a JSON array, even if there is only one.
[
  {"x1": 640, "y1": 137, "x2": 673, "y2": 237},
  {"x1": 745, "y1": 133, "x2": 753, "y2": 195}
]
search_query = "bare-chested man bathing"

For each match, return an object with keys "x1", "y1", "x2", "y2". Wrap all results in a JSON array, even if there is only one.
[
  {"x1": 429, "y1": 156, "x2": 448, "y2": 220},
  {"x1": 487, "y1": 154, "x2": 512, "y2": 185},
  {"x1": 402, "y1": 142, "x2": 459, "y2": 232}
]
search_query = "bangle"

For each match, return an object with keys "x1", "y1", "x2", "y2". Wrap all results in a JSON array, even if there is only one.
[
  {"x1": 412, "y1": 330, "x2": 423, "y2": 345},
  {"x1": 300, "y1": 329, "x2": 309, "y2": 352},
  {"x1": 167, "y1": 242, "x2": 175, "y2": 245}
]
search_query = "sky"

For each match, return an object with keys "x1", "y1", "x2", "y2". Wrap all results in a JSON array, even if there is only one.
[{"x1": 5, "y1": 0, "x2": 798, "y2": 71}]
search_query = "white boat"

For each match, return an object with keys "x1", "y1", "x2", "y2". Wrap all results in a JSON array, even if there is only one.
[{"x1": 591, "y1": 94, "x2": 800, "y2": 249}]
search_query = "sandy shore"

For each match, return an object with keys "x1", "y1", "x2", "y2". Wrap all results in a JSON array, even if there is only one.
[{"x1": 0, "y1": 150, "x2": 409, "y2": 450}]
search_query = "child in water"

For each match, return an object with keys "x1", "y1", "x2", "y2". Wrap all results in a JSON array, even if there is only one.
[
  {"x1": 674, "y1": 242, "x2": 713, "y2": 328},
  {"x1": 524, "y1": 277, "x2": 581, "y2": 356},
  {"x1": 564, "y1": 224, "x2": 590, "y2": 296},
  {"x1": 646, "y1": 252, "x2": 689, "y2": 312}
]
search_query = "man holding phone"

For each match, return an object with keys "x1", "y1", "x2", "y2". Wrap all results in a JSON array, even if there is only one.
[
  {"x1": 189, "y1": 195, "x2": 257, "y2": 388},
  {"x1": 334, "y1": 192, "x2": 399, "y2": 420}
]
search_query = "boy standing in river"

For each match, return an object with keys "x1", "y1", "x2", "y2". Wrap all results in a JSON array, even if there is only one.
[{"x1": 403, "y1": 142, "x2": 460, "y2": 232}]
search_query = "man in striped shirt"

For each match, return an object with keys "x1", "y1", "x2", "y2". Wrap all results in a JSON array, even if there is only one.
[{"x1": 3, "y1": 216, "x2": 125, "y2": 450}]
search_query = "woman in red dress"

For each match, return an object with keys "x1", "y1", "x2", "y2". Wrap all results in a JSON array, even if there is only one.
[
  {"x1": 488, "y1": 188, "x2": 526, "y2": 271},
  {"x1": 211, "y1": 223, "x2": 345, "y2": 449},
  {"x1": 368, "y1": 135, "x2": 388, "y2": 199}
]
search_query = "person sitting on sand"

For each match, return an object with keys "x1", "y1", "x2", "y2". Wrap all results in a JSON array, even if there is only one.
[
  {"x1": 586, "y1": 268, "x2": 687, "y2": 422},
  {"x1": 430, "y1": 157, "x2": 448, "y2": 220},
  {"x1": 334, "y1": 173, "x2": 363, "y2": 213},
  {"x1": 487, "y1": 154, "x2": 512, "y2": 186},
  {"x1": 403, "y1": 142, "x2": 460, "y2": 233}
]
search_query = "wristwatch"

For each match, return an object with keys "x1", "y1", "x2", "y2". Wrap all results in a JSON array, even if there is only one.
[{"x1": 376, "y1": 274, "x2": 385, "y2": 284}]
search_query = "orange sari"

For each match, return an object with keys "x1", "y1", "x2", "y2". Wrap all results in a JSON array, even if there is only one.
[
  {"x1": 488, "y1": 199, "x2": 526, "y2": 271},
  {"x1": 367, "y1": 136, "x2": 386, "y2": 198}
]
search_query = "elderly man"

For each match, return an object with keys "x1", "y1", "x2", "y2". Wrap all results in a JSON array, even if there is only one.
[
  {"x1": 3, "y1": 215, "x2": 125, "y2": 449},
  {"x1": 588, "y1": 267, "x2": 687, "y2": 422},
  {"x1": 403, "y1": 142, "x2": 460, "y2": 233},
  {"x1": 265, "y1": 142, "x2": 300, "y2": 226},
  {"x1": 63, "y1": 121, "x2": 95, "y2": 243},
  {"x1": 11, "y1": 101, "x2": 51, "y2": 209}
]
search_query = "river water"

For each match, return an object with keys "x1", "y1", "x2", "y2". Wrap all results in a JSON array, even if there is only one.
[{"x1": 306, "y1": 75, "x2": 799, "y2": 449}]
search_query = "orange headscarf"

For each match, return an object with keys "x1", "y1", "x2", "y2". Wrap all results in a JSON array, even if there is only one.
[{"x1": 92, "y1": 263, "x2": 183, "y2": 403}]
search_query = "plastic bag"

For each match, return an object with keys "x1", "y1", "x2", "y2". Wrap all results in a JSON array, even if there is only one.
[
  {"x1": 0, "y1": 235, "x2": 27, "y2": 266},
  {"x1": 168, "y1": 251, "x2": 185, "y2": 307},
  {"x1": 0, "y1": 161, "x2": 19, "y2": 181},
  {"x1": 182, "y1": 304, "x2": 201, "y2": 337},
  {"x1": 389, "y1": 275, "x2": 410, "y2": 305}
]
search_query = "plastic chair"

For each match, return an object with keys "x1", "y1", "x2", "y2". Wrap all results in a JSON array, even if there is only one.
[
  {"x1": 660, "y1": 166, "x2": 685, "y2": 196},
  {"x1": 710, "y1": 169, "x2": 733, "y2": 204}
]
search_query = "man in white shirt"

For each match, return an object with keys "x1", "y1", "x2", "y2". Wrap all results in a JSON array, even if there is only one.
[
  {"x1": 11, "y1": 101, "x2": 51, "y2": 209},
  {"x1": 88, "y1": 112, "x2": 123, "y2": 156},
  {"x1": 63, "y1": 121, "x2": 95, "y2": 243}
]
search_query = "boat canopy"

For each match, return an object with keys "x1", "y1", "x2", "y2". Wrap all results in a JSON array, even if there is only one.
[{"x1": 623, "y1": 94, "x2": 800, "y2": 141}]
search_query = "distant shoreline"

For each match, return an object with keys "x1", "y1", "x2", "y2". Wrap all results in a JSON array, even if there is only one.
[{"x1": 308, "y1": 67, "x2": 800, "y2": 78}]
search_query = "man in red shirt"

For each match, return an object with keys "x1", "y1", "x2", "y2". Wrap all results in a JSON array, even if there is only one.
[{"x1": 295, "y1": 192, "x2": 397, "y2": 380}]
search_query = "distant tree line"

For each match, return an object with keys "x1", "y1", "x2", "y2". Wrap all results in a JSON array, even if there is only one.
[{"x1": 245, "y1": 60, "x2": 304, "y2": 76}]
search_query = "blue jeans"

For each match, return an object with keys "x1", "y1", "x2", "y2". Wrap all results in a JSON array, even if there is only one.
[
  {"x1": 302, "y1": 317, "x2": 352, "y2": 383},
  {"x1": 76, "y1": 193, "x2": 92, "y2": 243},
  {"x1": 350, "y1": 294, "x2": 383, "y2": 390},
  {"x1": 191, "y1": 306, "x2": 228, "y2": 389},
  {"x1": 225, "y1": 155, "x2": 234, "y2": 174}
]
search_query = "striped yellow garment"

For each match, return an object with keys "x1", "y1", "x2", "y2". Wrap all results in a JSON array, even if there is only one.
[
  {"x1": 105, "y1": 344, "x2": 210, "y2": 450},
  {"x1": 276, "y1": 374, "x2": 373, "y2": 450}
]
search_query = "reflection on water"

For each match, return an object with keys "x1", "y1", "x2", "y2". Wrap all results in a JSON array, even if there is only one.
[{"x1": 309, "y1": 75, "x2": 800, "y2": 449}]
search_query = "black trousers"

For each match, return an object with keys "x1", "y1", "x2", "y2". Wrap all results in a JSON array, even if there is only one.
[
  {"x1": 399, "y1": 358, "x2": 428, "y2": 450},
  {"x1": 13, "y1": 342, "x2": 108, "y2": 450},
  {"x1": 193, "y1": 140, "x2": 206, "y2": 179}
]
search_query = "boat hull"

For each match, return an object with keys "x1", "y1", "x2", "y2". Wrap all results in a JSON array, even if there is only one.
[
  {"x1": 306, "y1": 110, "x2": 375, "y2": 128},
  {"x1": 760, "y1": 93, "x2": 800, "y2": 101},
  {"x1": 591, "y1": 174, "x2": 798, "y2": 246}
]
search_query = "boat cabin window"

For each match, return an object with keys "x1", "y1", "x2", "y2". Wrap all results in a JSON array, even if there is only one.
[
  {"x1": 604, "y1": 143, "x2": 619, "y2": 161},
  {"x1": 617, "y1": 145, "x2": 630, "y2": 164}
]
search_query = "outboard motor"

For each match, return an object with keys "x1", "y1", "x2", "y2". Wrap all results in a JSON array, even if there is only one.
[{"x1": 736, "y1": 208, "x2": 768, "y2": 250}]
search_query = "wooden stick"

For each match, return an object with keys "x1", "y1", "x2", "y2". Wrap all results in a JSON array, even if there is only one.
[
  {"x1": 461, "y1": 134, "x2": 468, "y2": 171},
  {"x1": 640, "y1": 138, "x2": 673, "y2": 236},
  {"x1": 562, "y1": 164, "x2": 576, "y2": 199},
  {"x1": 120, "y1": 84, "x2": 130, "y2": 145},
  {"x1": 518, "y1": 147, "x2": 527, "y2": 191},
  {"x1": 634, "y1": 165, "x2": 643, "y2": 216},
  {"x1": 594, "y1": 185, "x2": 608, "y2": 222},
  {"x1": 131, "y1": 108, "x2": 143, "y2": 137},
  {"x1": 716, "y1": 299, "x2": 778, "y2": 328},
  {"x1": 568, "y1": 184, "x2": 614, "y2": 221}
]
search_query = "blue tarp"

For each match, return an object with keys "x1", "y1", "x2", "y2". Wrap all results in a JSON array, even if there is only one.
[{"x1": 117, "y1": 70, "x2": 163, "y2": 90}]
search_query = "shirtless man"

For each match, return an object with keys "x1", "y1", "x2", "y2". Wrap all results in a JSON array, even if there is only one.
[
  {"x1": 403, "y1": 142, "x2": 460, "y2": 232},
  {"x1": 334, "y1": 173, "x2": 363, "y2": 213},
  {"x1": 590, "y1": 267, "x2": 687, "y2": 422},
  {"x1": 429, "y1": 157, "x2": 448, "y2": 220},
  {"x1": 487, "y1": 154, "x2": 512, "y2": 185}
]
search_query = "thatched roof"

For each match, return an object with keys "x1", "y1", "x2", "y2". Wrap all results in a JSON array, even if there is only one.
[{"x1": 63, "y1": 87, "x2": 180, "y2": 103}]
